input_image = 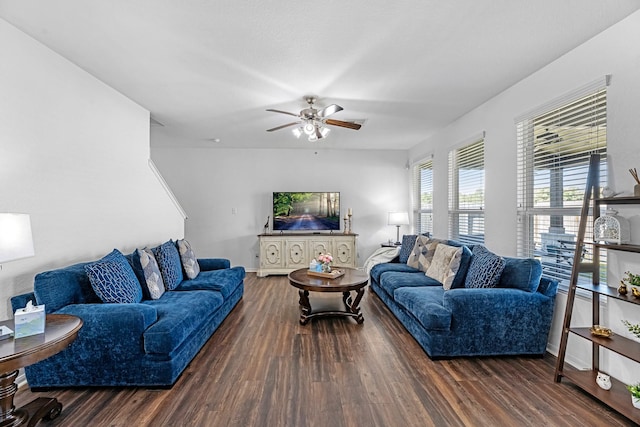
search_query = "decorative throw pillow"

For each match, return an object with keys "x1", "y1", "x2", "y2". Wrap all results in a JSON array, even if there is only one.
[
  {"x1": 465, "y1": 245, "x2": 506, "y2": 289},
  {"x1": 425, "y1": 244, "x2": 463, "y2": 290},
  {"x1": 85, "y1": 258, "x2": 143, "y2": 304},
  {"x1": 399, "y1": 235, "x2": 418, "y2": 264},
  {"x1": 177, "y1": 239, "x2": 200, "y2": 279},
  {"x1": 152, "y1": 240, "x2": 184, "y2": 291},
  {"x1": 137, "y1": 248, "x2": 166, "y2": 299},
  {"x1": 407, "y1": 236, "x2": 444, "y2": 272}
]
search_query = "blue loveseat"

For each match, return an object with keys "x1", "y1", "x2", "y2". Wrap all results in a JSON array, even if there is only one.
[
  {"x1": 11, "y1": 240, "x2": 245, "y2": 388},
  {"x1": 370, "y1": 237, "x2": 558, "y2": 359}
]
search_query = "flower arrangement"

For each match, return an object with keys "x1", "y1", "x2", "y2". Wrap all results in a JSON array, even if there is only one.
[
  {"x1": 628, "y1": 383, "x2": 640, "y2": 399},
  {"x1": 622, "y1": 271, "x2": 640, "y2": 287},
  {"x1": 317, "y1": 253, "x2": 333, "y2": 265}
]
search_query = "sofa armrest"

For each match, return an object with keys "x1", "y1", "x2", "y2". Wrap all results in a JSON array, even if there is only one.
[
  {"x1": 11, "y1": 292, "x2": 37, "y2": 313},
  {"x1": 442, "y1": 288, "x2": 555, "y2": 335},
  {"x1": 197, "y1": 258, "x2": 231, "y2": 271},
  {"x1": 55, "y1": 303, "x2": 158, "y2": 359}
]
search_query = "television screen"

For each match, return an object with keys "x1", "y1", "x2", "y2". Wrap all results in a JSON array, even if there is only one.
[{"x1": 273, "y1": 192, "x2": 340, "y2": 231}]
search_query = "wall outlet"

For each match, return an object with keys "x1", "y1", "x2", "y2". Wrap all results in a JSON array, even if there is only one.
[{"x1": 231, "y1": 207, "x2": 237, "y2": 214}]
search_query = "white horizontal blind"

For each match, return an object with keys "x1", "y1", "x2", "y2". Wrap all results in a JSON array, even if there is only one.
[
  {"x1": 448, "y1": 139, "x2": 485, "y2": 245},
  {"x1": 517, "y1": 83, "x2": 607, "y2": 288},
  {"x1": 413, "y1": 159, "x2": 433, "y2": 235}
]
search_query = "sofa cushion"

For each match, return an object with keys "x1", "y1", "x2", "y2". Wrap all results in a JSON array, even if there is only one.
[
  {"x1": 498, "y1": 257, "x2": 543, "y2": 293},
  {"x1": 444, "y1": 241, "x2": 473, "y2": 289},
  {"x1": 142, "y1": 290, "x2": 224, "y2": 355},
  {"x1": 138, "y1": 248, "x2": 166, "y2": 299},
  {"x1": 465, "y1": 245, "x2": 505, "y2": 289},
  {"x1": 175, "y1": 266, "x2": 245, "y2": 298},
  {"x1": 34, "y1": 261, "x2": 101, "y2": 312},
  {"x1": 177, "y1": 239, "x2": 201, "y2": 279},
  {"x1": 398, "y1": 233, "x2": 430, "y2": 263},
  {"x1": 425, "y1": 244, "x2": 462, "y2": 290},
  {"x1": 394, "y1": 286, "x2": 452, "y2": 331},
  {"x1": 379, "y1": 271, "x2": 442, "y2": 295},
  {"x1": 153, "y1": 240, "x2": 184, "y2": 291},
  {"x1": 84, "y1": 250, "x2": 143, "y2": 304},
  {"x1": 370, "y1": 263, "x2": 421, "y2": 284},
  {"x1": 407, "y1": 236, "x2": 443, "y2": 272}
]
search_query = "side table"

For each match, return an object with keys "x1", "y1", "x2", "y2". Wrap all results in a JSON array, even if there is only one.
[{"x1": 0, "y1": 314, "x2": 82, "y2": 426}]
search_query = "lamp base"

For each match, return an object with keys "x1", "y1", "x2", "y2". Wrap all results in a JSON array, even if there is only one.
[{"x1": 395, "y1": 225, "x2": 401, "y2": 245}]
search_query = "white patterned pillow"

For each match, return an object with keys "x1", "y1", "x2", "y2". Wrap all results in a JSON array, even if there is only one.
[
  {"x1": 406, "y1": 236, "x2": 444, "y2": 272},
  {"x1": 425, "y1": 244, "x2": 463, "y2": 290},
  {"x1": 465, "y1": 245, "x2": 505, "y2": 289},
  {"x1": 177, "y1": 239, "x2": 200, "y2": 279},
  {"x1": 137, "y1": 248, "x2": 166, "y2": 299}
]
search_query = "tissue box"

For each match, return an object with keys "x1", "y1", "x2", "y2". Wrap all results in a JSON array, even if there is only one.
[{"x1": 14, "y1": 304, "x2": 45, "y2": 338}]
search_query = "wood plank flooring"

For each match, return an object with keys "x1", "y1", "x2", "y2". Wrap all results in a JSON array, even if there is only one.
[{"x1": 14, "y1": 273, "x2": 636, "y2": 426}]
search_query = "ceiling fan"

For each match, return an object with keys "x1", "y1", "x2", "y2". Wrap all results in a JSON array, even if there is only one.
[{"x1": 266, "y1": 96, "x2": 362, "y2": 141}]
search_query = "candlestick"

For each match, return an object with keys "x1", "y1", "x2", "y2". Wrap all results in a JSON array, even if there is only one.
[
  {"x1": 347, "y1": 213, "x2": 352, "y2": 234},
  {"x1": 343, "y1": 217, "x2": 348, "y2": 234}
]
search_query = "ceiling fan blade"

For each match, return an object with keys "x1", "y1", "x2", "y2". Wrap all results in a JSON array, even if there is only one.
[
  {"x1": 324, "y1": 119, "x2": 362, "y2": 130},
  {"x1": 317, "y1": 104, "x2": 343, "y2": 118},
  {"x1": 266, "y1": 122, "x2": 300, "y2": 132},
  {"x1": 266, "y1": 109, "x2": 300, "y2": 118}
]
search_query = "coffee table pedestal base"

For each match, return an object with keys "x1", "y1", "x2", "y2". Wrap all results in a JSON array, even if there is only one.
[
  {"x1": 298, "y1": 288, "x2": 365, "y2": 325},
  {"x1": 0, "y1": 371, "x2": 62, "y2": 427}
]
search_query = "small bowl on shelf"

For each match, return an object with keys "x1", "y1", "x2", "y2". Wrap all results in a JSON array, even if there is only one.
[{"x1": 590, "y1": 325, "x2": 613, "y2": 338}]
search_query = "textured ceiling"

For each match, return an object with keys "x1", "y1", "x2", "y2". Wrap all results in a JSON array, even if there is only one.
[{"x1": 1, "y1": 1, "x2": 639, "y2": 150}]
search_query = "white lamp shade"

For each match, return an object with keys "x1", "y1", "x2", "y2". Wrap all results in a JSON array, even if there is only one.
[
  {"x1": 0, "y1": 213, "x2": 35, "y2": 263},
  {"x1": 388, "y1": 212, "x2": 409, "y2": 226}
]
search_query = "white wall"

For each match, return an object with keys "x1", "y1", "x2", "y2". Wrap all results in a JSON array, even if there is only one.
[
  {"x1": 0, "y1": 19, "x2": 184, "y2": 319},
  {"x1": 151, "y1": 144, "x2": 409, "y2": 269},
  {"x1": 409, "y1": 11, "x2": 640, "y2": 383}
]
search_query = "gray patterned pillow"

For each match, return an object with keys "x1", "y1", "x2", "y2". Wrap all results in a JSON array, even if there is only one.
[
  {"x1": 406, "y1": 236, "x2": 444, "y2": 272},
  {"x1": 465, "y1": 245, "x2": 505, "y2": 289},
  {"x1": 137, "y1": 248, "x2": 166, "y2": 299},
  {"x1": 425, "y1": 244, "x2": 463, "y2": 289},
  {"x1": 177, "y1": 239, "x2": 200, "y2": 279}
]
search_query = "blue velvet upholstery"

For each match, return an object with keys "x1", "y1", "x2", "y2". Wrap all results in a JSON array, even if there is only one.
[
  {"x1": 11, "y1": 248, "x2": 245, "y2": 388},
  {"x1": 370, "y1": 262, "x2": 420, "y2": 283},
  {"x1": 369, "y1": 238, "x2": 558, "y2": 358},
  {"x1": 153, "y1": 240, "x2": 184, "y2": 291}
]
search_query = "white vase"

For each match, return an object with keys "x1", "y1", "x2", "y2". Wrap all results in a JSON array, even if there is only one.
[{"x1": 633, "y1": 396, "x2": 640, "y2": 409}]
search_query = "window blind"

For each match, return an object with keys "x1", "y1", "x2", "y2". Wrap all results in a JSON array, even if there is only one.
[
  {"x1": 413, "y1": 158, "x2": 433, "y2": 235},
  {"x1": 516, "y1": 82, "x2": 607, "y2": 288},
  {"x1": 448, "y1": 139, "x2": 485, "y2": 245}
]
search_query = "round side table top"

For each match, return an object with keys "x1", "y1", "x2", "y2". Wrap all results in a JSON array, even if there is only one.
[{"x1": 288, "y1": 267, "x2": 369, "y2": 292}]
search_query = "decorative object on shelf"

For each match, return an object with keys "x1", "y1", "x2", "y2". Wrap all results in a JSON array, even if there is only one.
[
  {"x1": 633, "y1": 287, "x2": 640, "y2": 299},
  {"x1": 596, "y1": 372, "x2": 612, "y2": 390},
  {"x1": 618, "y1": 282, "x2": 629, "y2": 295},
  {"x1": 630, "y1": 168, "x2": 640, "y2": 197},
  {"x1": 263, "y1": 216, "x2": 270, "y2": 235},
  {"x1": 622, "y1": 271, "x2": 640, "y2": 287},
  {"x1": 622, "y1": 320, "x2": 640, "y2": 340},
  {"x1": 0, "y1": 213, "x2": 35, "y2": 264},
  {"x1": 593, "y1": 208, "x2": 630, "y2": 244},
  {"x1": 626, "y1": 383, "x2": 640, "y2": 409},
  {"x1": 343, "y1": 216, "x2": 348, "y2": 234},
  {"x1": 317, "y1": 253, "x2": 333, "y2": 273},
  {"x1": 388, "y1": 212, "x2": 410, "y2": 245},
  {"x1": 602, "y1": 186, "x2": 622, "y2": 198},
  {"x1": 590, "y1": 325, "x2": 613, "y2": 338},
  {"x1": 347, "y1": 208, "x2": 353, "y2": 234}
]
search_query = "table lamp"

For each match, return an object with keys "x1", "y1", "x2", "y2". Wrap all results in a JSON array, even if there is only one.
[
  {"x1": 388, "y1": 212, "x2": 409, "y2": 245},
  {"x1": 0, "y1": 213, "x2": 35, "y2": 264}
]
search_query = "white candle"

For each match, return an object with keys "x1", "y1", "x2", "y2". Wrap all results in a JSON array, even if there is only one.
[{"x1": 348, "y1": 208, "x2": 352, "y2": 216}]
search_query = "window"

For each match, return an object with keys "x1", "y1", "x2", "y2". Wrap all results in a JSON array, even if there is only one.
[
  {"x1": 516, "y1": 78, "x2": 608, "y2": 288},
  {"x1": 448, "y1": 138, "x2": 485, "y2": 245},
  {"x1": 413, "y1": 158, "x2": 433, "y2": 235}
]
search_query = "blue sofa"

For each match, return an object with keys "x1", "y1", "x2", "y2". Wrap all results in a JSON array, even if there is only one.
[
  {"x1": 370, "y1": 237, "x2": 558, "y2": 359},
  {"x1": 11, "y1": 241, "x2": 245, "y2": 388}
]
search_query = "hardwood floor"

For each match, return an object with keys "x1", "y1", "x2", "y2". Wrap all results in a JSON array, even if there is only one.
[{"x1": 14, "y1": 273, "x2": 635, "y2": 426}]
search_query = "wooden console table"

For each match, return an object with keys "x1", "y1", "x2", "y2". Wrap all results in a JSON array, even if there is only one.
[{"x1": 0, "y1": 314, "x2": 82, "y2": 426}]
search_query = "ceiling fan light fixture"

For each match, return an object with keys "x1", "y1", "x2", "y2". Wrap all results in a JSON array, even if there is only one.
[
  {"x1": 292, "y1": 127, "x2": 302, "y2": 138},
  {"x1": 303, "y1": 122, "x2": 316, "y2": 136},
  {"x1": 320, "y1": 127, "x2": 330, "y2": 138}
]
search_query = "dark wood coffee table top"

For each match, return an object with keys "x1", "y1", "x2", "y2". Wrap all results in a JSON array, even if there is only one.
[{"x1": 288, "y1": 268, "x2": 369, "y2": 293}]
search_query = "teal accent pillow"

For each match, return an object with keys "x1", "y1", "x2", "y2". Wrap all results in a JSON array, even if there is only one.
[
  {"x1": 177, "y1": 239, "x2": 200, "y2": 279},
  {"x1": 153, "y1": 240, "x2": 184, "y2": 290},
  {"x1": 465, "y1": 245, "x2": 505, "y2": 289},
  {"x1": 85, "y1": 249, "x2": 143, "y2": 303}
]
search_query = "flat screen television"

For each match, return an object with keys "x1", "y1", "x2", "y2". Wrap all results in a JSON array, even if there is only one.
[{"x1": 273, "y1": 192, "x2": 340, "y2": 231}]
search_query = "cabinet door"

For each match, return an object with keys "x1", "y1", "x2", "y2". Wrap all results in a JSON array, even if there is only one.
[
  {"x1": 260, "y1": 239, "x2": 283, "y2": 269},
  {"x1": 333, "y1": 238, "x2": 355, "y2": 267},
  {"x1": 309, "y1": 239, "x2": 332, "y2": 262},
  {"x1": 285, "y1": 240, "x2": 308, "y2": 268}
]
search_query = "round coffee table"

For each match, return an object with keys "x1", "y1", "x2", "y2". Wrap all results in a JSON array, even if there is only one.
[
  {"x1": 0, "y1": 314, "x2": 82, "y2": 426},
  {"x1": 288, "y1": 268, "x2": 369, "y2": 325}
]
